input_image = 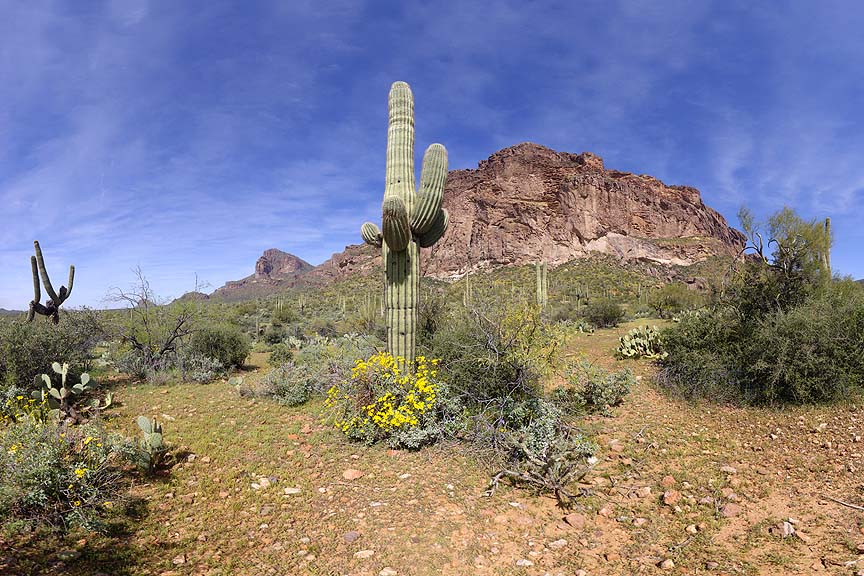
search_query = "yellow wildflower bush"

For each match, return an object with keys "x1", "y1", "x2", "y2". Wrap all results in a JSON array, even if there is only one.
[{"x1": 322, "y1": 352, "x2": 443, "y2": 447}]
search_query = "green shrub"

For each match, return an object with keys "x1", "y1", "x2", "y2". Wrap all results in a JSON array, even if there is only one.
[
  {"x1": 263, "y1": 325, "x2": 286, "y2": 345},
  {"x1": 660, "y1": 278, "x2": 864, "y2": 405},
  {"x1": 175, "y1": 351, "x2": 225, "y2": 384},
  {"x1": 429, "y1": 302, "x2": 559, "y2": 410},
  {"x1": 189, "y1": 325, "x2": 250, "y2": 369},
  {"x1": 554, "y1": 361, "x2": 635, "y2": 416},
  {"x1": 0, "y1": 420, "x2": 127, "y2": 532},
  {"x1": 649, "y1": 283, "x2": 701, "y2": 319},
  {"x1": 295, "y1": 333, "x2": 381, "y2": 395},
  {"x1": 268, "y1": 343, "x2": 294, "y2": 367},
  {"x1": 0, "y1": 310, "x2": 104, "y2": 393},
  {"x1": 262, "y1": 363, "x2": 312, "y2": 407},
  {"x1": 584, "y1": 299, "x2": 625, "y2": 328}
]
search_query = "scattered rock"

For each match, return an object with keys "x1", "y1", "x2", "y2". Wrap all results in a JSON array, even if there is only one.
[
  {"x1": 598, "y1": 506, "x2": 614, "y2": 517},
  {"x1": 575, "y1": 570, "x2": 588, "y2": 576},
  {"x1": 660, "y1": 475, "x2": 676, "y2": 488},
  {"x1": 633, "y1": 517, "x2": 648, "y2": 527},
  {"x1": 659, "y1": 558, "x2": 675, "y2": 570},
  {"x1": 398, "y1": 473, "x2": 412, "y2": 479},
  {"x1": 721, "y1": 503, "x2": 741, "y2": 518},
  {"x1": 343, "y1": 469, "x2": 365, "y2": 481},
  {"x1": 56, "y1": 550, "x2": 81, "y2": 561},
  {"x1": 720, "y1": 465, "x2": 737, "y2": 474},
  {"x1": 283, "y1": 487, "x2": 302, "y2": 495},
  {"x1": 605, "y1": 552, "x2": 621, "y2": 562},
  {"x1": 662, "y1": 490, "x2": 681, "y2": 506},
  {"x1": 548, "y1": 538, "x2": 568, "y2": 549},
  {"x1": 636, "y1": 486, "x2": 652, "y2": 498},
  {"x1": 200, "y1": 456, "x2": 211, "y2": 463},
  {"x1": 516, "y1": 559, "x2": 534, "y2": 567},
  {"x1": 380, "y1": 568, "x2": 397, "y2": 576},
  {"x1": 563, "y1": 513, "x2": 586, "y2": 529},
  {"x1": 172, "y1": 554, "x2": 186, "y2": 565},
  {"x1": 705, "y1": 561, "x2": 719, "y2": 570},
  {"x1": 354, "y1": 549, "x2": 374, "y2": 559},
  {"x1": 343, "y1": 531, "x2": 361, "y2": 543},
  {"x1": 686, "y1": 524, "x2": 698, "y2": 534}
]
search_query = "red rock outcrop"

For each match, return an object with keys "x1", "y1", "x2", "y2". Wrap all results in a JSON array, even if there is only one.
[
  {"x1": 308, "y1": 143, "x2": 744, "y2": 283},
  {"x1": 213, "y1": 143, "x2": 745, "y2": 296},
  {"x1": 211, "y1": 249, "x2": 313, "y2": 301},
  {"x1": 425, "y1": 143, "x2": 743, "y2": 275}
]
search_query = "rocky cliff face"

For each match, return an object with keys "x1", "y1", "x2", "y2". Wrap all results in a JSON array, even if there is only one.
[
  {"x1": 309, "y1": 143, "x2": 745, "y2": 282},
  {"x1": 211, "y1": 249, "x2": 313, "y2": 301},
  {"x1": 213, "y1": 143, "x2": 745, "y2": 295}
]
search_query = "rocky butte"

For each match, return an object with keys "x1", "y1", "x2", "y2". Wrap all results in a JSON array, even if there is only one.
[
  {"x1": 310, "y1": 143, "x2": 745, "y2": 282},
  {"x1": 211, "y1": 249, "x2": 313, "y2": 300}
]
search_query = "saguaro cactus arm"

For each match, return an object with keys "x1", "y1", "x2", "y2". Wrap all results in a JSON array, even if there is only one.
[
  {"x1": 361, "y1": 222, "x2": 383, "y2": 247},
  {"x1": 411, "y1": 144, "x2": 448, "y2": 234},
  {"x1": 27, "y1": 240, "x2": 75, "y2": 324}
]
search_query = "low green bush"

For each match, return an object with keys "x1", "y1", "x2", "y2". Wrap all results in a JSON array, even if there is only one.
[
  {"x1": 262, "y1": 363, "x2": 312, "y2": 407},
  {"x1": 189, "y1": 325, "x2": 250, "y2": 369},
  {"x1": 0, "y1": 420, "x2": 127, "y2": 532},
  {"x1": 268, "y1": 342, "x2": 294, "y2": 367},
  {"x1": 0, "y1": 310, "x2": 104, "y2": 393},
  {"x1": 584, "y1": 299, "x2": 625, "y2": 328},
  {"x1": 552, "y1": 360, "x2": 635, "y2": 416}
]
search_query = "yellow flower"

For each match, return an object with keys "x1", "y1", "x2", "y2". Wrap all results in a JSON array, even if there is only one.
[
  {"x1": 74, "y1": 468, "x2": 87, "y2": 478},
  {"x1": 83, "y1": 436, "x2": 94, "y2": 446},
  {"x1": 73, "y1": 501, "x2": 81, "y2": 507}
]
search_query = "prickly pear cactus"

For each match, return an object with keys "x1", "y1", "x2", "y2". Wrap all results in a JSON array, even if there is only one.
[{"x1": 361, "y1": 82, "x2": 448, "y2": 363}]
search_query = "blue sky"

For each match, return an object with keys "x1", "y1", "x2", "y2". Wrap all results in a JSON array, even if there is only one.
[{"x1": 1, "y1": 0, "x2": 863, "y2": 308}]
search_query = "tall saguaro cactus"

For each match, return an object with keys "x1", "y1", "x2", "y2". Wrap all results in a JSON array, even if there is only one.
[
  {"x1": 27, "y1": 240, "x2": 75, "y2": 324},
  {"x1": 361, "y1": 82, "x2": 449, "y2": 363}
]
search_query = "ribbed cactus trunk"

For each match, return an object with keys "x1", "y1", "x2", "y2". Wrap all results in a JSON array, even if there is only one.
[{"x1": 361, "y1": 82, "x2": 449, "y2": 363}]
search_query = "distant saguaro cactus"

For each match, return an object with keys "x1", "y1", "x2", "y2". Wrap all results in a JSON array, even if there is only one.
[
  {"x1": 536, "y1": 261, "x2": 548, "y2": 309},
  {"x1": 27, "y1": 240, "x2": 74, "y2": 324},
  {"x1": 360, "y1": 81, "x2": 449, "y2": 362}
]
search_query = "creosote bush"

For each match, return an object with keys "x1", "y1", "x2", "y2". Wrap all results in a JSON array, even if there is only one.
[
  {"x1": 584, "y1": 298, "x2": 625, "y2": 328},
  {"x1": 189, "y1": 325, "x2": 250, "y2": 369},
  {"x1": 659, "y1": 207, "x2": 864, "y2": 405}
]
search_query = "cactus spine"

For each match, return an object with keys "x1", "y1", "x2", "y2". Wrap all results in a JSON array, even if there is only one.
[
  {"x1": 27, "y1": 241, "x2": 75, "y2": 324},
  {"x1": 361, "y1": 82, "x2": 448, "y2": 363},
  {"x1": 535, "y1": 261, "x2": 548, "y2": 308}
]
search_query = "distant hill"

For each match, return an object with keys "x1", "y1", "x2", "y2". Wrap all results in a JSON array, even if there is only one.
[
  {"x1": 211, "y1": 249, "x2": 313, "y2": 301},
  {"x1": 211, "y1": 142, "x2": 746, "y2": 300},
  {"x1": 0, "y1": 308, "x2": 23, "y2": 317}
]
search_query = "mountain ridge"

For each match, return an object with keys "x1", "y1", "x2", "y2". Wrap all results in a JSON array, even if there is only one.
[{"x1": 211, "y1": 143, "x2": 746, "y2": 300}]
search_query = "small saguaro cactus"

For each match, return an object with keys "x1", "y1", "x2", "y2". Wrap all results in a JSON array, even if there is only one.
[
  {"x1": 27, "y1": 240, "x2": 75, "y2": 324},
  {"x1": 361, "y1": 81, "x2": 449, "y2": 363}
]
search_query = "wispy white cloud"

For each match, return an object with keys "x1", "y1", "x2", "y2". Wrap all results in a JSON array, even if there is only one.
[{"x1": 2, "y1": 0, "x2": 864, "y2": 309}]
